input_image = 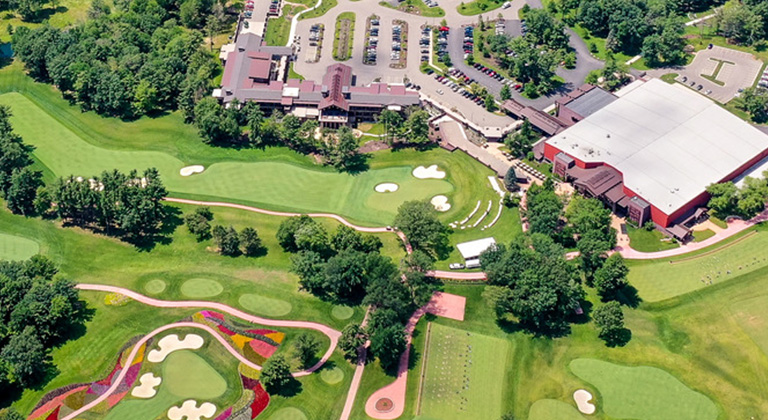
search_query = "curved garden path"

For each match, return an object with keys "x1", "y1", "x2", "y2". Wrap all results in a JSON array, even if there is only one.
[{"x1": 65, "y1": 284, "x2": 341, "y2": 419}]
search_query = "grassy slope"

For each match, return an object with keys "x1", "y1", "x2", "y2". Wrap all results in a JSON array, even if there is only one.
[
  {"x1": 457, "y1": 0, "x2": 504, "y2": 16},
  {"x1": 0, "y1": 0, "x2": 93, "y2": 43},
  {"x1": 627, "y1": 224, "x2": 768, "y2": 302}
]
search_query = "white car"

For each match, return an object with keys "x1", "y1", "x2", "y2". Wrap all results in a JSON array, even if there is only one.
[
  {"x1": 449, "y1": 263, "x2": 465, "y2": 270},
  {"x1": 436, "y1": 89, "x2": 444, "y2": 95}
]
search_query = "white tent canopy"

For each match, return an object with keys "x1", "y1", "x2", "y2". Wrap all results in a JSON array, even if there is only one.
[{"x1": 456, "y1": 237, "x2": 497, "y2": 261}]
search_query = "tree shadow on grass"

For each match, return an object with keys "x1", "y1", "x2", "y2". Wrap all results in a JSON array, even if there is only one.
[
  {"x1": 602, "y1": 328, "x2": 632, "y2": 348},
  {"x1": 616, "y1": 285, "x2": 642, "y2": 308},
  {"x1": 272, "y1": 376, "x2": 303, "y2": 397},
  {"x1": 23, "y1": 6, "x2": 68, "y2": 23},
  {"x1": 128, "y1": 205, "x2": 184, "y2": 252}
]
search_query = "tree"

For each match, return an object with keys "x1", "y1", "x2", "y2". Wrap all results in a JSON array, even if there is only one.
[
  {"x1": 213, "y1": 225, "x2": 240, "y2": 256},
  {"x1": 503, "y1": 167, "x2": 519, "y2": 192},
  {"x1": 593, "y1": 301, "x2": 627, "y2": 346},
  {"x1": 364, "y1": 276, "x2": 413, "y2": 320},
  {"x1": 244, "y1": 102, "x2": 265, "y2": 146},
  {"x1": 717, "y1": 3, "x2": 764, "y2": 45},
  {"x1": 499, "y1": 83, "x2": 512, "y2": 101},
  {"x1": 329, "y1": 126, "x2": 363, "y2": 170},
  {"x1": 291, "y1": 250, "x2": 326, "y2": 295},
  {"x1": 737, "y1": 87, "x2": 768, "y2": 123},
  {"x1": 184, "y1": 207, "x2": 213, "y2": 241},
  {"x1": 403, "y1": 110, "x2": 430, "y2": 145},
  {"x1": 292, "y1": 332, "x2": 321, "y2": 368},
  {"x1": 0, "y1": 408, "x2": 24, "y2": 420},
  {"x1": 5, "y1": 167, "x2": 42, "y2": 215},
  {"x1": 504, "y1": 120, "x2": 538, "y2": 157},
  {"x1": 565, "y1": 195, "x2": 613, "y2": 242},
  {"x1": 370, "y1": 324, "x2": 407, "y2": 371},
  {"x1": 239, "y1": 227, "x2": 263, "y2": 256},
  {"x1": 400, "y1": 249, "x2": 434, "y2": 273},
  {"x1": 594, "y1": 253, "x2": 629, "y2": 300},
  {"x1": 87, "y1": 0, "x2": 111, "y2": 20},
  {"x1": 377, "y1": 109, "x2": 403, "y2": 144},
  {"x1": 485, "y1": 93, "x2": 497, "y2": 112},
  {"x1": 525, "y1": 181, "x2": 563, "y2": 237},
  {"x1": 706, "y1": 182, "x2": 739, "y2": 218},
  {"x1": 641, "y1": 17, "x2": 685, "y2": 67},
  {"x1": 260, "y1": 354, "x2": 293, "y2": 393},
  {"x1": 403, "y1": 270, "x2": 437, "y2": 306},
  {"x1": 339, "y1": 323, "x2": 367, "y2": 361},
  {"x1": 331, "y1": 225, "x2": 382, "y2": 253},
  {"x1": 277, "y1": 215, "x2": 328, "y2": 253},
  {"x1": 1, "y1": 326, "x2": 48, "y2": 387},
  {"x1": 194, "y1": 97, "x2": 240, "y2": 144},
  {"x1": 393, "y1": 200, "x2": 446, "y2": 255},
  {"x1": 577, "y1": 229, "x2": 611, "y2": 282}
]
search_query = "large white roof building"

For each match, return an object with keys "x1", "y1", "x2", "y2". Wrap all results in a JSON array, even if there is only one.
[{"x1": 544, "y1": 78, "x2": 768, "y2": 226}]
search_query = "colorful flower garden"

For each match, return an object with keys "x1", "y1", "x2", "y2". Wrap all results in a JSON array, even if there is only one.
[
  {"x1": 28, "y1": 338, "x2": 150, "y2": 420},
  {"x1": 28, "y1": 311, "x2": 286, "y2": 420}
]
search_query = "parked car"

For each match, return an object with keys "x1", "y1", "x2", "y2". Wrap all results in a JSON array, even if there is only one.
[{"x1": 449, "y1": 263, "x2": 465, "y2": 270}]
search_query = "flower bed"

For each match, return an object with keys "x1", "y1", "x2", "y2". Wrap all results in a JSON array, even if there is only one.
[{"x1": 193, "y1": 311, "x2": 284, "y2": 365}]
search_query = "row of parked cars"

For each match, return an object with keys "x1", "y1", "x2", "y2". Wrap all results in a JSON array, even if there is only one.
[
  {"x1": 462, "y1": 25, "x2": 473, "y2": 60},
  {"x1": 364, "y1": 17, "x2": 380, "y2": 65},
  {"x1": 391, "y1": 23, "x2": 403, "y2": 62},
  {"x1": 244, "y1": 0, "x2": 254, "y2": 18},
  {"x1": 433, "y1": 71, "x2": 487, "y2": 107},
  {"x1": 472, "y1": 63, "x2": 523, "y2": 91},
  {"x1": 268, "y1": 0, "x2": 280, "y2": 16},
  {"x1": 308, "y1": 24, "x2": 322, "y2": 46},
  {"x1": 432, "y1": 26, "x2": 449, "y2": 64},
  {"x1": 420, "y1": 26, "x2": 431, "y2": 63}
]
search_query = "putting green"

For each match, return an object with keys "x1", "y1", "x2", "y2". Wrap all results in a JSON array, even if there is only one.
[
  {"x1": 628, "y1": 227, "x2": 768, "y2": 302},
  {"x1": 163, "y1": 350, "x2": 227, "y2": 399},
  {"x1": 180, "y1": 278, "x2": 223, "y2": 298},
  {"x1": 267, "y1": 407, "x2": 308, "y2": 420},
  {"x1": 569, "y1": 358, "x2": 718, "y2": 420},
  {"x1": 419, "y1": 323, "x2": 510, "y2": 420},
  {"x1": 331, "y1": 305, "x2": 354, "y2": 320},
  {"x1": 0, "y1": 93, "x2": 454, "y2": 226},
  {"x1": 0, "y1": 233, "x2": 39, "y2": 261},
  {"x1": 527, "y1": 399, "x2": 586, "y2": 420},
  {"x1": 143, "y1": 279, "x2": 167, "y2": 295},
  {"x1": 239, "y1": 294, "x2": 292, "y2": 317},
  {"x1": 319, "y1": 367, "x2": 345, "y2": 385}
]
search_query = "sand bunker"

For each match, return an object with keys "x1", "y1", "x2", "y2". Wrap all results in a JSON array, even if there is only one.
[
  {"x1": 148, "y1": 334, "x2": 204, "y2": 363},
  {"x1": 413, "y1": 165, "x2": 446, "y2": 179},
  {"x1": 375, "y1": 183, "x2": 399, "y2": 193},
  {"x1": 131, "y1": 373, "x2": 162, "y2": 398},
  {"x1": 573, "y1": 389, "x2": 596, "y2": 414},
  {"x1": 431, "y1": 195, "x2": 451, "y2": 212},
  {"x1": 180, "y1": 165, "x2": 205, "y2": 177},
  {"x1": 167, "y1": 400, "x2": 217, "y2": 420}
]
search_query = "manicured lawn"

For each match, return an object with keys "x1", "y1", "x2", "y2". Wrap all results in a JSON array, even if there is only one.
[
  {"x1": 527, "y1": 399, "x2": 585, "y2": 420},
  {"x1": 626, "y1": 225, "x2": 679, "y2": 252},
  {"x1": 710, "y1": 216, "x2": 728, "y2": 229},
  {"x1": 730, "y1": 293, "x2": 768, "y2": 357},
  {"x1": 333, "y1": 12, "x2": 355, "y2": 61},
  {"x1": 379, "y1": 0, "x2": 445, "y2": 18},
  {"x1": 0, "y1": 0, "x2": 92, "y2": 43},
  {"x1": 457, "y1": 0, "x2": 504, "y2": 16},
  {"x1": 265, "y1": 13, "x2": 294, "y2": 46},
  {"x1": 569, "y1": 358, "x2": 718, "y2": 420},
  {"x1": 693, "y1": 228, "x2": 716, "y2": 242},
  {"x1": 417, "y1": 323, "x2": 510, "y2": 420},
  {"x1": 660, "y1": 73, "x2": 679, "y2": 84},
  {"x1": 0, "y1": 90, "x2": 464, "y2": 226},
  {"x1": 627, "y1": 225, "x2": 768, "y2": 302},
  {"x1": 0, "y1": 232, "x2": 39, "y2": 260},
  {"x1": 298, "y1": 0, "x2": 337, "y2": 20}
]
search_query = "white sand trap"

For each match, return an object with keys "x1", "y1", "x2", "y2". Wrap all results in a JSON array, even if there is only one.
[
  {"x1": 148, "y1": 334, "x2": 204, "y2": 363},
  {"x1": 180, "y1": 165, "x2": 205, "y2": 177},
  {"x1": 573, "y1": 389, "x2": 596, "y2": 414},
  {"x1": 431, "y1": 195, "x2": 451, "y2": 212},
  {"x1": 167, "y1": 400, "x2": 216, "y2": 420},
  {"x1": 131, "y1": 373, "x2": 162, "y2": 398},
  {"x1": 375, "y1": 183, "x2": 399, "y2": 193},
  {"x1": 413, "y1": 165, "x2": 446, "y2": 179}
]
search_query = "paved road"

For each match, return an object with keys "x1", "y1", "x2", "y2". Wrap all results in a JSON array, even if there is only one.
[{"x1": 62, "y1": 284, "x2": 342, "y2": 420}]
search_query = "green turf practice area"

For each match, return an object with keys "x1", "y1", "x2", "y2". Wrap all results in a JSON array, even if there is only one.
[
  {"x1": 180, "y1": 278, "x2": 224, "y2": 298},
  {"x1": 105, "y1": 349, "x2": 229, "y2": 420},
  {"x1": 0, "y1": 92, "x2": 455, "y2": 226},
  {"x1": 527, "y1": 399, "x2": 585, "y2": 420},
  {"x1": 730, "y1": 293, "x2": 768, "y2": 358},
  {"x1": 569, "y1": 359, "x2": 718, "y2": 420},
  {"x1": 267, "y1": 407, "x2": 309, "y2": 420},
  {"x1": 627, "y1": 226, "x2": 768, "y2": 302},
  {"x1": 416, "y1": 323, "x2": 510, "y2": 420},
  {"x1": 0, "y1": 232, "x2": 39, "y2": 261},
  {"x1": 238, "y1": 293, "x2": 293, "y2": 317}
]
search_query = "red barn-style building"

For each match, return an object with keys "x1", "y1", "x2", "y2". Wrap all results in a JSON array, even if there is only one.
[{"x1": 544, "y1": 79, "x2": 768, "y2": 236}]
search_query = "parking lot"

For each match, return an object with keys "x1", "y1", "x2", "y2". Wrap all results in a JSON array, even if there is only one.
[{"x1": 673, "y1": 45, "x2": 763, "y2": 103}]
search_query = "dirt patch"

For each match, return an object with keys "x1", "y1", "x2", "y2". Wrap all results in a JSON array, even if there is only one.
[{"x1": 375, "y1": 398, "x2": 394, "y2": 413}]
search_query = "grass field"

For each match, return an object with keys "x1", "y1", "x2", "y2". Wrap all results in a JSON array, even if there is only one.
[
  {"x1": 0, "y1": 232, "x2": 39, "y2": 260},
  {"x1": 457, "y1": 0, "x2": 504, "y2": 16},
  {"x1": 416, "y1": 323, "x2": 509, "y2": 420},
  {"x1": 569, "y1": 358, "x2": 718, "y2": 420},
  {"x1": 627, "y1": 225, "x2": 768, "y2": 302},
  {"x1": 693, "y1": 228, "x2": 716, "y2": 242},
  {"x1": 527, "y1": 399, "x2": 585, "y2": 420},
  {"x1": 298, "y1": 0, "x2": 337, "y2": 20},
  {"x1": 626, "y1": 225, "x2": 679, "y2": 252},
  {"x1": 0, "y1": 91, "x2": 457, "y2": 226},
  {"x1": 729, "y1": 293, "x2": 768, "y2": 358},
  {"x1": 0, "y1": 0, "x2": 91, "y2": 42},
  {"x1": 379, "y1": 0, "x2": 445, "y2": 18}
]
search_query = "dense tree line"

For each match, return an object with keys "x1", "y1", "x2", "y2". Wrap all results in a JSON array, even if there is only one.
[
  {"x1": 0, "y1": 256, "x2": 88, "y2": 391},
  {"x1": 715, "y1": 0, "x2": 768, "y2": 46},
  {"x1": 11, "y1": 0, "x2": 222, "y2": 119},
  {"x1": 44, "y1": 168, "x2": 168, "y2": 240},
  {"x1": 553, "y1": 0, "x2": 714, "y2": 66},
  {"x1": 0, "y1": 105, "x2": 43, "y2": 216},
  {"x1": 376, "y1": 108, "x2": 433, "y2": 147},
  {"x1": 280, "y1": 214, "x2": 438, "y2": 370}
]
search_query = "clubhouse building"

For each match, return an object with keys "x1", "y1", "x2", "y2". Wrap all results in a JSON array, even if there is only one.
[
  {"x1": 215, "y1": 33, "x2": 419, "y2": 128},
  {"x1": 542, "y1": 79, "x2": 768, "y2": 238}
]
